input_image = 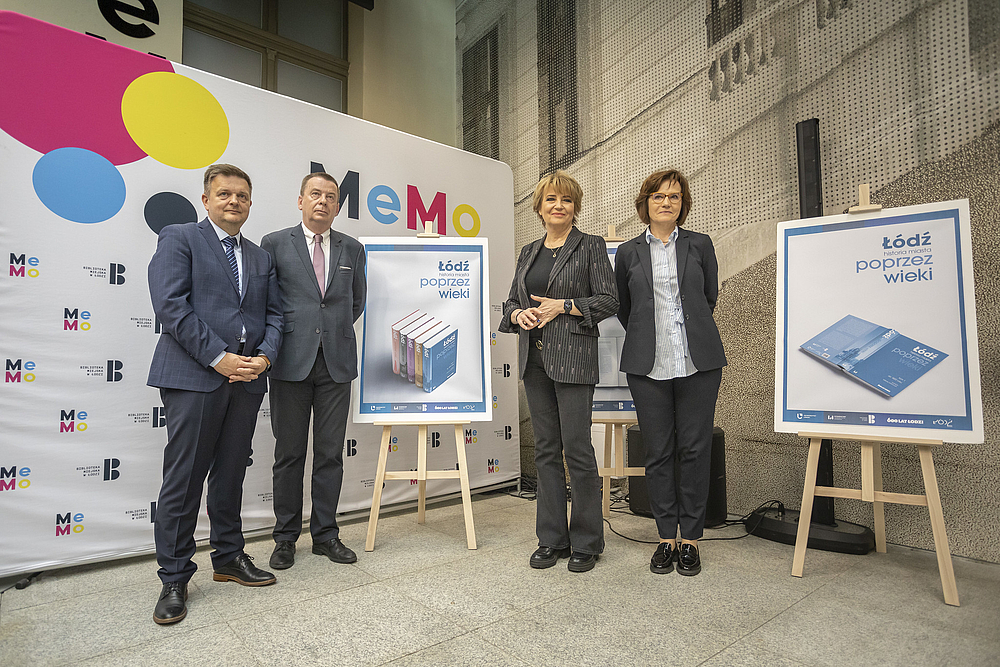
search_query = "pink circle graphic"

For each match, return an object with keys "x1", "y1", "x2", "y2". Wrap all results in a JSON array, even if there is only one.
[{"x1": 0, "y1": 11, "x2": 174, "y2": 165}]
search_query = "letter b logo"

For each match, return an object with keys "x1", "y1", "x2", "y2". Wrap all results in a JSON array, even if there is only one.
[
  {"x1": 345, "y1": 439, "x2": 358, "y2": 457},
  {"x1": 103, "y1": 458, "x2": 120, "y2": 481},
  {"x1": 106, "y1": 360, "x2": 123, "y2": 382},
  {"x1": 109, "y1": 263, "x2": 126, "y2": 285},
  {"x1": 431, "y1": 431, "x2": 441, "y2": 448}
]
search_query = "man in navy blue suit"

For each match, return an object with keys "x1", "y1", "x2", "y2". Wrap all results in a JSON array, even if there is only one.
[{"x1": 147, "y1": 164, "x2": 282, "y2": 625}]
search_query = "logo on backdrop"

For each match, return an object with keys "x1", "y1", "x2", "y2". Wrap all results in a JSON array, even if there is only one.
[
  {"x1": 63, "y1": 308, "x2": 94, "y2": 332},
  {"x1": 430, "y1": 431, "x2": 441, "y2": 448},
  {"x1": 81, "y1": 263, "x2": 127, "y2": 284},
  {"x1": 60, "y1": 409, "x2": 89, "y2": 433},
  {"x1": 0, "y1": 466, "x2": 31, "y2": 491},
  {"x1": 464, "y1": 429, "x2": 478, "y2": 445},
  {"x1": 78, "y1": 360, "x2": 123, "y2": 381},
  {"x1": 55, "y1": 512, "x2": 85, "y2": 536},
  {"x1": 130, "y1": 314, "x2": 160, "y2": 331},
  {"x1": 97, "y1": 0, "x2": 161, "y2": 39},
  {"x1": 345, "y1": 439, "x2": 358, "y2": 457},
  {"x1": 124, "y1": 500, "x2": 156, "y2": 522},
  {"x1": 494, "y1": 425, "x2": 513, "y2": 440},
  {"x1": 492, "y1": 363, "x2": 511, "y2": 377},
  {"x1": 487, "y1": 458, "x2": 500, "y2": 474},
  {"x1": 75, "y1": 458, "x2": 119, "y2": 480},
  {"x1": 8, "y1": 253, "x2": 40, "y2": 278},
  {"x1": 129, "y1": 407, "x2": 166, "y2": 427},
  {"x1": 5, "y1": 359, "x2": 37, "y2": 383}
]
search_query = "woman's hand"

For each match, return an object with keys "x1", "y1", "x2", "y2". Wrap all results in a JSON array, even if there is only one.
[
  {"x1": 515, "y1": 307, "x2": 542, "y2": 330},
  {"x1": 529, "y1": 295, "x2": 566, "y2": 328}
]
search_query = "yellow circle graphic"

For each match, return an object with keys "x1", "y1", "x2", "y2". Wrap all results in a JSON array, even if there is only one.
[{"x1": 122, "y1": 72, "x2": 229, "y2": 169}]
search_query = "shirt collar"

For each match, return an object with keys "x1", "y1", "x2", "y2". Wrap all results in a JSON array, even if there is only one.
[
  {"x1": 644, "y1": 226, "x2": 678, "y2": 245},
  {"x1": 302, "y1": 223, "x2": 330, "y2": 243},
  {"x1": 208, "y1": 219, "x2": 241, "y2": 245}
]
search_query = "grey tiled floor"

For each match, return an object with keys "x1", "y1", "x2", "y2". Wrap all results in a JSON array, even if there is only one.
[{"x1": 1, "y1": 491, "x2": 998, "y2": 666}]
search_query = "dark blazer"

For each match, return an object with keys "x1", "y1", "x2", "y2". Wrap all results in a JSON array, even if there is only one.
[
  {"x1": 260, "y1": 225, "x2": 366, "y2": 383},
  {"x1": 499, "y1": 226, "x2": 618, "y2": 384},
  {"x1": 147, "y1": 219, "x2": 282, "y2": 393},
  {"x1": 616, "y1": 226, "x2": 726, "y2": 375}
]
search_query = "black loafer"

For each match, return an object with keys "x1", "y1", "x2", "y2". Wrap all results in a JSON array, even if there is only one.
[
  {"x1": 153, "y1": 581, "x2": 187, "y2": 625},
  {"x1": 677, "y1": 543, "x2": 701, "y2": 576},
  {"x1": 567, "y1": 551, "x2": 599, "y2": 572},
  {"x1": 650, "y1": 542, "x2": 675, "y2": 574},
  {"x1": 529, "y1": 546, "x2": 571, "y2": 569},
  {"x1": 312, "y1": 538, "x2": 357, "y2": 564},
  {"x1": 269, "y1": 541, "x2": 296, "y2": 570},
  {"x1": 212, "y1": 553, "x2": 276, "y2": 586}
]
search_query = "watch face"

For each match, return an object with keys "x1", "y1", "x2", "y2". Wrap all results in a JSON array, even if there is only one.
[{"x1": 564, "y1": 299, "x2": 572, "y2": 313}]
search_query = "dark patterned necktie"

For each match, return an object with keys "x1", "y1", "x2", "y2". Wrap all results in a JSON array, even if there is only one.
[{"x1": 222, "y1": 236, "x2": 240, "y2": 295}]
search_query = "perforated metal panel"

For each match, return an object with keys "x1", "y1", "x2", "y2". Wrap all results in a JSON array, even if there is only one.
[{"x1": 457, "y1": 0, "x2": 1000, "y2": 258}]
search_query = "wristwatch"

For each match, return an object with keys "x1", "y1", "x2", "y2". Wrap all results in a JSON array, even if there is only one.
[{"x1": 563, "y1": 299, "x2": 573, "y2": 314}]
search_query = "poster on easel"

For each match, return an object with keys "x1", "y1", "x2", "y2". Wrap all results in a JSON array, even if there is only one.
[
  {"x1": 774, "y1": 199, "x2": 983, "y2": 443},
  {"x1": 592, "y1": 240, "x2": 636, "y2": 420},
  {"x1": 354, "y1": 237, "x2": 492, "y2": 423}
]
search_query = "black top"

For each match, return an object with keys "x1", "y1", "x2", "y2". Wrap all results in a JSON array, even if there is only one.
[{"x1": 524, "y1": 245, "x2": 559, "y2": 340}]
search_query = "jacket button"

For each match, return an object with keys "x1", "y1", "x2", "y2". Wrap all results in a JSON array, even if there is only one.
[
  {"x1": 315, "y1": 328, "x2": 321, "y2": 334},
  {"x1": 239, "y1": 307, "x2": 244, "y2": 313},
  {"x1": 321, "y1": 303, "x2": 326, "y2": 308},
  {"x1": 685, "y1": 314, "x2": 689, "y2": 320}
]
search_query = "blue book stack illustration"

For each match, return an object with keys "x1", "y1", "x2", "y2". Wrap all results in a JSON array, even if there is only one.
[
  {"x1": 422, "y1": 325, "x2": 458, "y2": 393},
  {"x1": 800, "y1": 314, "x2": 947, "y2": 397}
]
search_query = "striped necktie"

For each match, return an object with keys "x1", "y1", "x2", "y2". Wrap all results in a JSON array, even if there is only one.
[{"x1": 222, "y1": 236, "x2": 240, "y2": 295}]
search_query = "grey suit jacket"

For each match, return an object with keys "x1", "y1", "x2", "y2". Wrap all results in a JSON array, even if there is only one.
[
  {"x1": 260, "y1": 224, "x2": 366, "y2": 383},
  {"x1": 499, "y1": 226, "x2": 618, "y2": 384},
  {"x1": 615, "y1": 226, "x2": 726, "y2": 375},
  {"x1": 147, "y1": 219, "x2": 283, "y2": 394}
]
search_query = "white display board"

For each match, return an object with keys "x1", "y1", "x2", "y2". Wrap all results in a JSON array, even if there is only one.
[
  {"x1": 774, "y1": 200, "x2": 983, "y2": 443},
  {"x1": 355, "y1": 237, "x2": 492, "y2": 423},
  {"x1": 592, "y1": 241, "x2": 636, "y2": 420},
  {"x1": 0, "y1": 12, "x2": 519, "y2": 578}
]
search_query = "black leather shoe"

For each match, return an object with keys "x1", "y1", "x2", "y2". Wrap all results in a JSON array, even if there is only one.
[
  {"x1": 269, "y1": 541, "x2": 296, "y2": 570},
  {"x1": 567, "y1": 552, "x2": 599, "y2": 572},
  {"x1": 212, "y1": 553, "x2": 276, "y2": 586},
  {"x1": 650, "y1": 542, "x2": 675, "y2": 574},
  {"x1": 312, "y1": 538, "x2": 357, "y2": 564},
  {"x1": 153, "y1": 582, "x2": 187, "y2": 625},
  {"x1": 677, "y1": 542, "x2": 701, "y2": 576},
  {"x1": 529, "y1": 546, "x2": 571, "y2": 569}
]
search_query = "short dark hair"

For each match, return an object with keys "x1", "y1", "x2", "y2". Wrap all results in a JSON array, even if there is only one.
[
  {"x1": 300, "y1": 172, "x2": 339, "y2": 196},
  {"x1": 635, "y1": 169, "x2": 692, "y2": 226},
  {"x1": 203, "y1": 164, "x2": 252, "y2": 195}
]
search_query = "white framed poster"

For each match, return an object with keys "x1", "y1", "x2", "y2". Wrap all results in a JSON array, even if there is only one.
[
  {"x1": 354, "y1": 237, "x2": 492, "y2": 423},
  {"x1": 592, "y1": 241, "x2": 636, "y2": 420},
  {"x1": 774, "y1": 199, "x2": 983, "y2": 443}
]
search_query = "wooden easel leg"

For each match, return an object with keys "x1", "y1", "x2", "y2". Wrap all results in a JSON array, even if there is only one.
[
  {"x1": 455, "y1": 424, "x2": 477, "y2": 549},
  {"x1": 417, "y1": 425, "x2": 427, "y2": 524},
  {"x1": 872, "y1": 443, "x2": 887, "y2": 553},
  {"x1": 602, "y1": 423, "x2": 612, "y2": 518},
  {"x1": 365, "y1": 425, "x2": 393, "y2": 552},
  {"x1": 792, "y1": 437, "x2": 822, "y2": 577},
  {"x1": 918, "y1": 446, "x2": 960, "y2": 606}
]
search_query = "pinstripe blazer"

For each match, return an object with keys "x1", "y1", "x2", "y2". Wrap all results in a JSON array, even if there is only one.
[
  {"x1": 146, "y1": 219, "x2": 283, "y2": 394},
  {"x1": 499, "y1": 226, "x2": 618, "y2": 384}
]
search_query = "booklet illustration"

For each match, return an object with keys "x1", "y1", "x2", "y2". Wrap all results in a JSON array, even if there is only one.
[{"x1": 799, "y1": 315, "x2": 947, "y2": 397}]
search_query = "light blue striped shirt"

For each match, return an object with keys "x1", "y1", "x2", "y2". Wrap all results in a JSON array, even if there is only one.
[{"x1": 646, "y1": 227, "x2": 697, "y2": 380}]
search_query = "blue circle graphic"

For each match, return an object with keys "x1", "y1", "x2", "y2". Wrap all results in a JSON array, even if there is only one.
[{"x1": 32, "y1": 148, "x2": 126, "y2": 223}]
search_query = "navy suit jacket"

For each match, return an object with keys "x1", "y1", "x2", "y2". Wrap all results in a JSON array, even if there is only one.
[
  {"x1": 616, "y1": 226, "x2": 726, "y2": 375},
  {"x1": 147, "y1": 219, "x2": 283, "y2": 394},
  {"x1": 499, "y1": 226, "x2": 618, "y2": 384},
  {"x1": 260, "y1": 225, "x2": 366, "y2": 383}
]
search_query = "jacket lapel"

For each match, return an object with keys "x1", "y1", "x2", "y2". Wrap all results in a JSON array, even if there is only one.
[
  {"x1": 199, "y1": 219, "x2": 240, "y2": 298},
  {"x1": 326, "y1": 232, "x2": 346, "y2": 296},
  {"x1": 519, "y1": 238, "x2": 543, "y2": 305},
  {"x1": 675, "y1": 228, "x2": 690, "y2": 285},
  {"x1": 636, "y1": 232, "x2": 653, "y2": 291},
  {"x1": 546, "y1": 226, "x2": 583, "y2": 292}
]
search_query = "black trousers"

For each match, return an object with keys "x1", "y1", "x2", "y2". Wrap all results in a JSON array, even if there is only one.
[
  {"x1": 270, "y1": 349, "x2": 351, "y2": 544},
  {"x1": 155, "y1": 383, "x2": 263, "y2": 584},
  {"x1": 627, "y1": 368, "x2": 722, "y2": 541},
  {"x1": 522, "y1": 346, "x2": 603, "y2": 555}
]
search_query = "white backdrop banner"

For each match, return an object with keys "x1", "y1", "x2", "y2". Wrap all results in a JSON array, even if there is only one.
[{"x1": 0, "y1": 12, "x2": 519, "y2": 578}]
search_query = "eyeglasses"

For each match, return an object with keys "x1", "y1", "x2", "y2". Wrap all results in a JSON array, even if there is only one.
[{"x1": 649, "y1": 193, "x2": 682, "y2": 205}]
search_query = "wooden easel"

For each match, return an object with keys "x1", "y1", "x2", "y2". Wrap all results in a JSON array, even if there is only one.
[
  {"x1": 365, "y1": 421, "x2": 477, "y2": 551},
  {"x1": 791, "y1": 432, "x2": 959, "y2": 606},
  {"x1": 596, "y1": 419, "x2": 641, "y2": 517}
]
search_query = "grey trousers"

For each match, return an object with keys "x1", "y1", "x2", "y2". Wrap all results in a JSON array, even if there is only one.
[{"x1": 522, "y1": 346, "x2": 604, "y2": 555}]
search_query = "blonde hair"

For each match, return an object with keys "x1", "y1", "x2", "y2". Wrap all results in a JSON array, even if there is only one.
[{"x1": 531, "y1": 170, "x2": 583, "y2": 225}]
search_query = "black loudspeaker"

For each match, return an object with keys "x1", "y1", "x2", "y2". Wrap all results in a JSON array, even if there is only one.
[
  {"x1": 626, "y1": 425, "x2": 727, "y2": 528},
  {"x1": 795, "y1": 118, "x2": 823, "y2": 219}
]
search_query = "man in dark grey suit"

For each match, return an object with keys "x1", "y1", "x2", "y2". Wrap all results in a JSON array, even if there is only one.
[
  {"x1": 261, "y1": 172, "x2": 366, "y2": 569},
  {"x1": 148, "y1": 164, "x2": 283, "y2": 625}
]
